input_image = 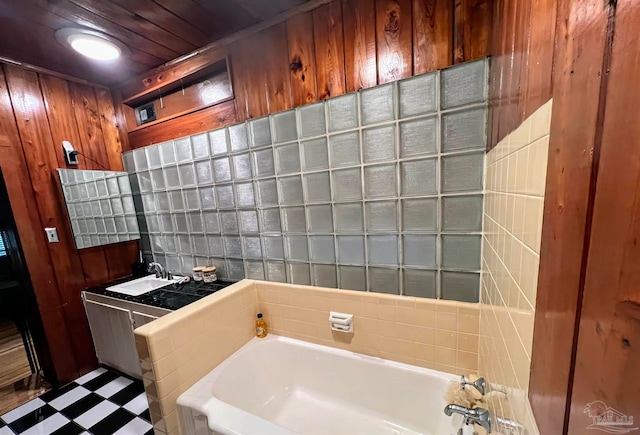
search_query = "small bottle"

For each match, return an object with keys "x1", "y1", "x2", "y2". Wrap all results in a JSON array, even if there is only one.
[{"x1": 256, "y1": 313, "x2": 268, "y2": 338}]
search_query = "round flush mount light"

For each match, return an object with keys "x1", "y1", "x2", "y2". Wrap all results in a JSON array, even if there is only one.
[{"x1": 55, "y1": 28, "x2": 129, "y2": 61}]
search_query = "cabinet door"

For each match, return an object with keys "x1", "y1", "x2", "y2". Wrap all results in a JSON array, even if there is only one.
[{"x1": 83, "y1": 300, "x2": 141, "y2": 378}]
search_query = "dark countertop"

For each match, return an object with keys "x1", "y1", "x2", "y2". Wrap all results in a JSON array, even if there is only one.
[{"x1": 84, "y1": 275, "x2": 237, "y2": 311}]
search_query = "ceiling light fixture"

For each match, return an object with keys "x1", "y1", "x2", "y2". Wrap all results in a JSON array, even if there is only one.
[{"x1": 55, "y1": 28, "x2": 129, "y2": 62}]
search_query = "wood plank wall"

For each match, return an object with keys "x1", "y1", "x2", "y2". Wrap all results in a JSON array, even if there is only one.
[
  {"x1": 0, "y1": 63, "x2": 138, "y2": 384},
  {"x1": 487, "y1": 0, "x2": 557, "y2": 148},
  {"x1": 233, "y1": 0, "x2": 491, "y2": 120},
  {"x1": 490, "y1": 0, "x2": 640, "y2": 433},
  {"x1": 567, "y1": 1, "x2": 640, "y2": 432},
  {"x1": 125, "y1": 0, "x2": 492, "y2": 149},
  {"x1": 528, "y1": 0, "x2": 608, "y2": 431}
]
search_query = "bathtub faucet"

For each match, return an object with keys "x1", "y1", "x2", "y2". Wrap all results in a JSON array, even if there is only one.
[
  {"x1": 460, "y1": 375, "x2": 486, "y2": 396},
  {"x1": 444, "y1": 404, "x2": 491, "y2": 433}
]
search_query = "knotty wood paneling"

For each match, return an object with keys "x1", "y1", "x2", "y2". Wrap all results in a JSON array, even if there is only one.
[
  {"x1": 78, "y1": 248, "x2": 110, "y2": 288},
  {"x1": 528, "y1": 0, "x2": 609, "y2": 433},
  {"x1": 69, "y1": 83, "x2": 111, "y2": 171},
  {"x1": 343, "y1": 0, "x2": 377, "y2": 91},
  {"x1": 0, "y1": 1, "x2": 157, "y2": 85},
  {"x1": 313, "y1": 1, "x2": 346, "y2": 99},
  {"x1": 0, "y1": 63, "x2": 139, "y2": 384},
  {"x1": 230, "y1": 43, "x2": 252, "y2": 122},
  {"x1": 567, "y1": 0, "x2": 640, "y2": 431},
  {"x1": 525, "y1": 0, "x2": 557, "y2": 117},
  {"x1": 514, "y1": 0, "x2": 531, "y2": 121},
  {"x1": 233, "y1": 0, "x2": 309, "y2": 19},
  {"x1": 71, "y1": 86, "x2": 115, "y2": 297},
  {"x1": 31, "y1": 0, "x2": 178, "y2": 60},
  {"x1": 231, "y1": 33, "x2": 270, "y2": 119},
  {"x1": 129, "y1": 100, "x2": 237, "y2": 148},
  {"x1": 488, "y1": 1, "x2": 639, "y2": 433},
  {"x1": 413, "y1": 0, "x2": 453, "y2": 74},
  {"x1": 104, "y1": 242, "x2": 140, "y2": 282},
  {"x1": 262, "y1": 24, "x2": 294, "y2": 113},
  {"x1": 0, "y1": 67, "x2": 75, "y2": 385},
  {"x1": 376, "y1": 0, "x2": 413, "y2": 83},
  {"x1": 95, "y1": 89, "x2": 126, "y2": 171},
  {"x1": 40, "y1": 75, "x2": 88, "y2": 168},
  {"x1": 134, "y1": 69, "x2": 233, "y2": 129},
  {"x1": 454, "y1": 0, "x2": 492, "y2": 64},
  {"x1": 5, "y1": 65, "x2": 99, "y2": 378},
  {"x1": 286, "y1": 11, "x2": 319, "y2": 105},
  {"x1": 225, "y1": 24, "x2": 292, "y2": 118},
  {"x1": 110, "y1": 89, "x2": 133, "y2": 153},
  {"x1": 66, "y1": 0, "x2": 196, "y2": 54},
  {"x1": 109, "y1": 0, "x2": 210, "y2": 47},
  {"x1": 117, "y1": 1, "x2": 335, "y2": 104},
  {"x1": 124, "y1": 0, "x2": 492, "y2": 148},
  {"x1": 1, "y1": 0, "x2": 311, "y2": 86},
  {"x1": 488, "y1": 0, "x2": 557, "y2": 147},
  {"x1": 40, "y1": 77, "x2": 115, "y2": 307},
  {"x1": 120, "y1": 47, "x2": 228, "y2": 107}
]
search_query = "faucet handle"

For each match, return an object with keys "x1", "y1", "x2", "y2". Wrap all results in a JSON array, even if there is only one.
[
  {"x1": 444, "y1": 404, "x2": 491, "y2": 433},
  {"x1": 471, "y1": 408, "x2": 491, "y2": 434},
  {"x1": 461, "y1": 375, "x2": 486, "y2": 397}
]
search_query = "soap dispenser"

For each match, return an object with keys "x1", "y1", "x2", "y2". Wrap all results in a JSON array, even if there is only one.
[{"x1": 256, "y1": 313, "x2": 268, "y2": 338}]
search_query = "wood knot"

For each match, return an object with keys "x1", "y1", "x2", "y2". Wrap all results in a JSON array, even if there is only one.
[
  {"x1": 615, "y1": 300, "x2": 640, "y2": 321},
  {"x1": 385, "y1": 9, "x2": 400, "y2": 35},
  {"x1": 290, "y1": 56, "x2": 303, "y2": 74}
]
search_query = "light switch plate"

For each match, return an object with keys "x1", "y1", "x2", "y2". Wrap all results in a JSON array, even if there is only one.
[{"x1": 45, "y1": 227, "x2": 59, "y2": 243}]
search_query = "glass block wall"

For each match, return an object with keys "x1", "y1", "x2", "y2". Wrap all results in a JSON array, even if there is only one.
[{"x1": 124, "y1": 58, "x2": 488, "y2": 302}]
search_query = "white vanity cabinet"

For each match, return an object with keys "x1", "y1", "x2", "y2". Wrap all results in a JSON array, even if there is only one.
[{"x1": 82, "y1": 292, "x2": 171, "y2": 379}]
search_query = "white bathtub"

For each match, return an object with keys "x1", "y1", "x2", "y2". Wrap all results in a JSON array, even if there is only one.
[{"x1": 177, "y1": 335, "x2": 461, "y2": 435}]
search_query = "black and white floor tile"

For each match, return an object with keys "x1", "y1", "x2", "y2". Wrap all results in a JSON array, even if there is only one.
[{"x1": 0, "y1": 368, "x2": 152, "y2": 435}]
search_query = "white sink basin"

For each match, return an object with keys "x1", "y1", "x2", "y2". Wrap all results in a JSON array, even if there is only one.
[{"x1": 107, "y1": 275, "x2": 181, "y2": 296}]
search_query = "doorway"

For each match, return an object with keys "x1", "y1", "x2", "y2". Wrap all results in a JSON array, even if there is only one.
[{"x1": 0, "y1": 168, "x2": 53, "y2": 414}]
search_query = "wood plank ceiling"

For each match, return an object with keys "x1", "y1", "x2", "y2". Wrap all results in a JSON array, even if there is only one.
[{"x1": 0, "y1": 0, "x2": 309, "y2": 85}]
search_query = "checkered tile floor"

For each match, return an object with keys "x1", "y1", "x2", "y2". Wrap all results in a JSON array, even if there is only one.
[{"x1": 0, "y1": 368, "x2": 152, "y2": 435}]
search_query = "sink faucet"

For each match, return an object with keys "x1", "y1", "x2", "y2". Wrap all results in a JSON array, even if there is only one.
[
  {"x1": 444, "y1": 404, "x2": 491, "y2": 433},
  {"x1": 148, "y1": 262, "x2": 169, "y2": 279}
]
